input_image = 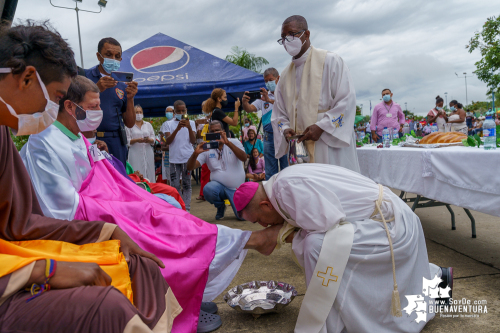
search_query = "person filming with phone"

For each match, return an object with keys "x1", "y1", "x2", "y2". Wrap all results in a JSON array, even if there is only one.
[
  {"x1": 164, "y1": 100, "x2": 196, "y2": 212},
  {"x1": 84, "y1": 37, "x2": 138, "y2": 166},
  {"x1": 187, "y1": 120, "x2": 246, "y2": 220}
]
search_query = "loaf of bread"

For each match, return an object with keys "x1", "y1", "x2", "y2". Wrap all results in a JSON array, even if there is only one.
[{"x1": 419, "y1": 132, "x2": 466, "y2": 144}]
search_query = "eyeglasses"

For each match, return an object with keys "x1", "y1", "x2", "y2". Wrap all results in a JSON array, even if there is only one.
[{"x1": 277, "y1": 30, "x2": 305, "y2": 45}]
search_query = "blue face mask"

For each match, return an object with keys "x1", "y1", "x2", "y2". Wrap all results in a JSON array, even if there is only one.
[
  {"x1": 99, "y1": 53, "x2": 120, "y2": 73},
  {"x1": 88, "y1": 136, "x2": 96, "y2": 144},
  {"x1": 450, "y1": 106, "x2": 456, "y2": 111},
  {"x1": 436, "y1": 106, "x2": 443, "y2": 110},
  {"x1": 245, "y1": 123, "x2": 250, "y2": 127},
  {"x1": 382, "y1": 94, "x2": 391, "y2": 102},
  {"x1": 265, "y1": 80, "x2": 277, "y2": 92},
  {"x1": 165, "y1": 112, "x2": 173, "y2": 120},
  {"x1": 175, "y1": 114, "x2": 183, "y2": 121}
]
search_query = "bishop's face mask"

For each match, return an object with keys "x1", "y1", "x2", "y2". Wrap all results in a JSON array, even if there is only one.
[
  {"x1": 71, "y1": 101, "x2": 103, "y2": 132},
  {"x1": 0, "y1": 68, "x2": 59, "y2": 136}
]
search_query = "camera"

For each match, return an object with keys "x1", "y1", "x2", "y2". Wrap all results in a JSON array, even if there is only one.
[
  {"x1": 181, "y1": 114, "x2": 189, "y2": 120},
  {"x1": 245, "y1": 90, "x2": 261, "y2": 102},
  {"x1": 205, "y1": 132, "x2": 221, "y2": 141},
  {"x1": 203, "y1": 141, "x2": 219, "y2": 150}
]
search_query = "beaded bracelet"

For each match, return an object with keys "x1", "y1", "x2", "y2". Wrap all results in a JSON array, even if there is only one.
[{"x1": 26, "y1": 259, "x2": 57, "y2": 302}]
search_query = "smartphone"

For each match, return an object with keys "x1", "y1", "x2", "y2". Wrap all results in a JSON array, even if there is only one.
[
  {"x1": 110, "y1": 71, "x2": 134, "y2": 82},
  {"x1": 203, "y1": 141, "x2": 219, "y2": 150},
  {"x1": 246, "y1": 90, "x2": 261, "y2": 101},
  {"x1": 181, "y1": 114, "x2": 189, "y2": 120},
  {"x1": 205, "y1": 132, "x2": 221, "y2": 141}
]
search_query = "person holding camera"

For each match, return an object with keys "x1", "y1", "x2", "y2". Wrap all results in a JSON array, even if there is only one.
[
  {"x1": 164, "y1": 100, "x2": 196, "y2": 211},
  {"x1": 203, "y1": 88, "x2": 241, "y2": 136},
  {"x1": 187, "y1": 120, "x2": 246, "y2": 220},
  {"x1": 242, "y1": 67, "x2": 288, "y2": 180}
]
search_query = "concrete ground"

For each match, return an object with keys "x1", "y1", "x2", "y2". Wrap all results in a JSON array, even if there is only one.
[{"x1": 188, "y1": 183, "x2": 500, "y2": 333}]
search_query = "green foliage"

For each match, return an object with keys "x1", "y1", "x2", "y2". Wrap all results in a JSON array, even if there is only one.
[
  {"x1": 465, "y1": 100, "x2": 491, "y2": 112},
  {"x1": 355, "y1": 105, "x2": 362, "y2": 115},
  {"x1": 467, "y1": 15, "x2": 500, "y2": 93},
  {"x1": 225, "y1": 46, "x2": 270, "y2": 74},
  {"x1": 10, "y1": 130, "x2": 29, "y2": 151},
  {"x1": 228, "y1": 111, "x2": 260, "y2": 139}
]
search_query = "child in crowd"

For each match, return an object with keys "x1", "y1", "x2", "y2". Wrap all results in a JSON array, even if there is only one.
[{"x1": 246, "y1": 148, "x2": 265, "y2": 181}]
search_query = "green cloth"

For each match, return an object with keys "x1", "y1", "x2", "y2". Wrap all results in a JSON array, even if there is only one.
[
  {"x1": 354, "y1": 115, "x2": 365, "y2": 124},
  {"x1": 53, "y1": 120, "x2": 81, "y2": 141},
  {"x1": 126, "y1": 161, "x2": 134, "y2": 175}
]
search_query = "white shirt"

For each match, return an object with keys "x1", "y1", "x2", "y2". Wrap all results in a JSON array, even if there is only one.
[
  {"x1": 197, "y1": 138, "x2": 245, "y2": 190},
  {"x1": 160, "y1": 119, "x2": 174, "y2": 134},
  {"x1": 365, "y1": 122, "x2": 370, "y2": 132},
  {"x1": 166, "y1": 119, "x2": 196, "y2": 164},
  {"x1": 251, "y1": 92, "x2": 275, "y2": 116},
  {"x1": 125, "y1": 122, "x2": 156, "y2": 182}
]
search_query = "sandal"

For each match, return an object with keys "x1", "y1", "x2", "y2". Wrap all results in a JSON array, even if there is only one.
[{"x1": 197, "y1": 310, "x2": 222, "y2": 333}]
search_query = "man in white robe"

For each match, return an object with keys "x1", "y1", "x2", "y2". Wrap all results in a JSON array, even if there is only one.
[
  {"x1": 21, "y1": 76, "x2": 283, "y2": 332},
  {"x1": 272, "y1": 15, "x2": 360, "y2": 172},
  {"x1": 235, "y1": 164, "x2": 453, "y2": 333}
]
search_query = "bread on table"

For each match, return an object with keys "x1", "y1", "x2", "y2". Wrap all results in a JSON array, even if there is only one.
[{"x1": 419, "y1": 131, "x2": 466, "y2": 144}]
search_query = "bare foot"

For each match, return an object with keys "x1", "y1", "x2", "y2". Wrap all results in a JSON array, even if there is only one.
[{"x1": 245, "y1": 224, "x2": 282, "y2": 256}]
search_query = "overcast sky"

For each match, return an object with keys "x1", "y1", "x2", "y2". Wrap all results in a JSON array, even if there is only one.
[{"x1": 15, "y1": 0, "x2": 497, "y2": 115}]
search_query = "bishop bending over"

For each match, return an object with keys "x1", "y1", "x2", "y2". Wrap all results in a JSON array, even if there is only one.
[{"x1": 235, "y1": 164, "x2": 453, "y2": 333}]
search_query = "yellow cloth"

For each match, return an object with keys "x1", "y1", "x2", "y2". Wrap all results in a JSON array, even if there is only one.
[
  {"x1": 0, "y1": 239, "x2": 133, "y2": 303},
  {"x1": 201, "y1": 124, "x2": 209, "y2": 141},
  {"x1": 279, "y1": 46, "x2": 328, "y2": 163}
]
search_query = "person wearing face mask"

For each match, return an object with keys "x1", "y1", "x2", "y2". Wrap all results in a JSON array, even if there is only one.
[
  {"x1": 272, "y1": 15, "x2": 360, "y2": 172},
  {"x1": 164, "y1": 100, "x2": 196, "y2": 211},
  {"x1": 370, "y1": 88, "x2": 405, "y2": 143},
  {"x1": 241, "y1": 117, "x2": 257, "y2": 141},
  {"x1": 203, "y1": 88, "x2": 241, "y2": 136},
  {"x1": 1, "y1": 22, "x2": 175, "y2": 333},
  {"x1": 158, "y1": 105, "x2": 174, "y2": 184},
  {"x1": 125, "y1": 105, "x2": 156, "y2": 183},
  {"x1": 84, "y1": 37, "x2": 139, "y2": 167},
  {"x1": 427, "y1": 95, "x2": 447, "y2": 132},
  {"x1": 446, "y1": 100, "x2": 468, "y2": 135},
  {"x1": 242, "y1": 67, "x2": 288, "y2": 180}
]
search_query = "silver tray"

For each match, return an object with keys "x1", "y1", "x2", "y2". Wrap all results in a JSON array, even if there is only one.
[{"x1": 224, "y1": 280, "x2": 298, "y2": 318}]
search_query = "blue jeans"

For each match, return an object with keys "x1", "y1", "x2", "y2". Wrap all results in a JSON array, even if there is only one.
[
  {"x1": 203, "y1": 181, "x2": 241, "y2": 219},
  {"x1": 264, "y1": 132, "x2": 288, "y2": 180}
]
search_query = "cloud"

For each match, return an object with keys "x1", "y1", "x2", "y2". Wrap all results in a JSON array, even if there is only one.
[{"x1": 14, "y1": 0, "x2": 497, "y2": 115}]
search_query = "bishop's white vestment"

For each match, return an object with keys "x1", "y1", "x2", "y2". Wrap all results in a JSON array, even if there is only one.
[
  {"x1": 272, "y1": 46, "x2": 360, "y2": 172},
  {"x1": 263, "y1": 164, "x2": 441, "y2": 332}
]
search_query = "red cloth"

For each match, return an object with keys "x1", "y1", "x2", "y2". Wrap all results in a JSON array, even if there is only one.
[
  {"x1": 128, "y1": 174, "x2": 186, "y2": 210},
  {"x1": 199, "y1": 164, "x2": 211, "y2": 197}
]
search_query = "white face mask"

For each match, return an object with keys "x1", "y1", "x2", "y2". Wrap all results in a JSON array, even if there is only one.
[
  {"x1": 71, "y1": 102, "x2": 103, "y2": 132},
  {"x1": 284, "y1": 31, "x2": 306, "y2": 57},
  {"x1": 136, "y1": 114, "x2": 143, "y2": 121},
  {"x1": 0, "y1": 68, "x2": 59, "y2": 136}
]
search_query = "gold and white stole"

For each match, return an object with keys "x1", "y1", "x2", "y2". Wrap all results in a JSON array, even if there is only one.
[
  {"x1": 263, "y1": 176, "x2": 354, "y2": 333},
  {"x1": 279, "y1": 46, "x2": 328, "y2": 163}
]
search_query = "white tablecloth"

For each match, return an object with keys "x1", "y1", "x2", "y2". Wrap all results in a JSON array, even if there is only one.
[{"x1": 357, "y1": 145, "x2": 500, "y2": 217}]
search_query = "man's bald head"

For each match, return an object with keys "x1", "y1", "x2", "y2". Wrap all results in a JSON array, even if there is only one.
[
  {"x1": 238, "y1": 184, "x2": 284, "y2": 227},
  {"x1": 282, "y1": 15, "x2": 308, "y2": 30}
]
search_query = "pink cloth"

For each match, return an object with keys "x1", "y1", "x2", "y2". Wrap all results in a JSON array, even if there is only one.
[
  {"x1": 234, "y1": 182, "x2": 259, "y2": 211},
  {"x1": 248, "y1": 157, "x2": 265, "y2": 174},
  {"x1": 370, "y1": 101, "x2": 405, "y2": 136},
  {"x1": 74, "y1": 138, "x2": 218, "y2": 333}
]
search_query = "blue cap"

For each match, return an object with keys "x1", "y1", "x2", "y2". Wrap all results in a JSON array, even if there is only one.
[{"x1": 384, "y1": 127, "x2": 388, "y2": 129}]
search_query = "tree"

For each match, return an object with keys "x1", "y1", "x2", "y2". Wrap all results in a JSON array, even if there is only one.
[
  {"x1": 467, "y1": 15, "x2": 500, "y2": 94},
  {"x1": 225, "y1": 46, "x2": 269, "y2": 74},
  {"x1": 10, "y1": 132, "x2": 29, "y2": 151}
]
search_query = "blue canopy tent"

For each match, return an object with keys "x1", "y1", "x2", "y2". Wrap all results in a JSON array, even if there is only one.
[{"x1": 120, "y1": 33, "x2": 266, "y2": 117}]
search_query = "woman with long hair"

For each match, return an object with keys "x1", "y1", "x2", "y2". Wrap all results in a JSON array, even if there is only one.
[
  {"x1": 427, "y1": 95, "x2": 447, "y2": 132},
  {"x1": 203, "y1": 88, "x2": 241, "y2": 136},
  {"x1": 447, "y1": 100, "x2": 468, "y2": 135},
  {"x1": 246, "y1": 148, "x2": 265, "y2": 181}
]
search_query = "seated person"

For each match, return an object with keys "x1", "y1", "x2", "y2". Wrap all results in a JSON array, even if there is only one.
[
  {"x1": 21, "y1": 76, "x2": 281, "y2": 332},
  {"x1": 187, "y1": 120, "x2": 246, "y2": 220},
  {"x1": 235, "y1": 164, "x2": 453, "y2": 333},
  {"x1": 246, "y1": 148, "x2": 265, "y2": 182},
  {"x1": 0, "y1": 22, "x2": 177, "y2": 332},
  {"x1": 243, "y1": 128, "x2": 263, "y2": 158}
]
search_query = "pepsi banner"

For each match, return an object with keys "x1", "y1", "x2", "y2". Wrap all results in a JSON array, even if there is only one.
[{"x1": 120, "y1": 33, "x2": 265, "y2": 116}]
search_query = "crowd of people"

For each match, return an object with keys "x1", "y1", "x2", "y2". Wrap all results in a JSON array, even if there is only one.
[{"x1": 0, "y1": 15, "x2": 454, "y2": 333}]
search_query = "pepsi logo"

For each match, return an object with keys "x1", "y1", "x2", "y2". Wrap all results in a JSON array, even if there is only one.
[{"x1": 131, "y1": 46, "x2": 190, "y2": 74}]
